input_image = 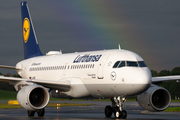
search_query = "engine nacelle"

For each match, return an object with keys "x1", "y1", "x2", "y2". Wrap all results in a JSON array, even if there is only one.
[
  {"x1": 137, "y1": 84, "x2": 171, "y2": 112},
  {"x1": 17, "y1": 84, "x2": 49, "y2": 111}
]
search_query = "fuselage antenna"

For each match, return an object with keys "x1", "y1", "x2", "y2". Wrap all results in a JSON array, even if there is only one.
[{"x1": 118, "y1": 44, "x2": 121, "y2": 50}]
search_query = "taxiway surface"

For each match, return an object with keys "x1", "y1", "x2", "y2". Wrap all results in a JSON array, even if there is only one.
[{"x1": 0, "y1": 101, "x2": 180, "y2": 120}]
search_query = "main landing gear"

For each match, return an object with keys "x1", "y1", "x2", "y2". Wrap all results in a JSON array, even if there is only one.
[
  {"x1": 104, "y1": 96, "x2": 127, "y2": 119},
  {"x1": 28, "y1": 108, "x2": 45, "y2": 117}
]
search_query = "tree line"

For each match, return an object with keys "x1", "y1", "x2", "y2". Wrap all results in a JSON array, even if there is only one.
[
  {"x1": 151, "y1": 67, "x2": 180, "y2": 99},
  {"x1": 0, "y1": 73, "x2": 20, "y2": 91},
  {"x1": 0, "y1": 67, "x2": 180, "y2": 99}
]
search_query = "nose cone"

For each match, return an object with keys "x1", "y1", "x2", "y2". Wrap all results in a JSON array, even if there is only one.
[{"x1": 131, "y1": 68, "x2": 152, "y2": 93}]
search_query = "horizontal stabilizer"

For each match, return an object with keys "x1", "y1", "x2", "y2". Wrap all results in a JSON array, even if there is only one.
[{"x1": 0, "y1": 65, "x2": 22, "y2": 70}]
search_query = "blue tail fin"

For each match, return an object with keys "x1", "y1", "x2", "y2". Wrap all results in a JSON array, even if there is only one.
[{"x1": 21, "y1": 1, "x2": 42, "y2": 59}]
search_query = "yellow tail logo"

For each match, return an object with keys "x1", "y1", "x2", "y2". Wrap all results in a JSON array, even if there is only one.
[{"x1": 23, "y1": 18, "x2": 30, "y2": 43}]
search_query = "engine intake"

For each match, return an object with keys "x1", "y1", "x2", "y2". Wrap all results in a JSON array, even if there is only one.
[
  {"x1": 17, "y1": 84, "x2": 49, "y2": 111},
  {"x1": 137, "y1": 84, "x2": 171, "y2": 111}
]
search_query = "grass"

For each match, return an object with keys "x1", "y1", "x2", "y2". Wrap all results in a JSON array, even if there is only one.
[
  {"x1": 1, "y1": 102, "x2": 180, "y2": 112},
  {"x1": 0, "y1": 103, "x2": 22, "y2": 109},
  {"x1": 47, "y1": 103, "x2": 92, "y2": 107},
  {"x1": 0, "y1": 90, "x2": 16, "y2": 100},
  {"x1": 0, "y1": 103, "x2": 92, "y2": 109},
  {"x1": 1, "y1": 90, "x2": 180, "y2": 112},
  {"x1": 165, "y1": 107, "x2": 180, "y2": 112},
  {"x1": 171, "y1": 99, "x2": 180, "y2": 102},
  {"x1": 1, "y1": 89, "x2": 180, "y2": 102}
]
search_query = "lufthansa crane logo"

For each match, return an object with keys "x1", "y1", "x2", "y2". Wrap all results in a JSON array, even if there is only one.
[
  {"x1": 111, "y1": 71, "x2": 116, "y2": 81},
  {"x1": 23, "y1": 18, "x2": 30, "y2": 43}
]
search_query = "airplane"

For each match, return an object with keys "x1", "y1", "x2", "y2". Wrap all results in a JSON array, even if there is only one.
[{"x1": 0, "y1": 1, "x2": 180, "y2": 119}]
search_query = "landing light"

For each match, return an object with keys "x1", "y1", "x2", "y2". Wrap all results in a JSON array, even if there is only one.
[{"x1": 55, "y1": 90, "x2": 58, "y2": 93}]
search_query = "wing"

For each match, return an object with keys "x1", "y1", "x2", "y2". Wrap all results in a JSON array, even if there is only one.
[
  {"x1": 0, "y1": 76, "x2": 70, "y2": 92},
  {"x1": 30, "y1": 79, "x2": 70, "y2": 91},
  {"x1": 152, "y1": 75, "x2": 180, "y2": 83}
]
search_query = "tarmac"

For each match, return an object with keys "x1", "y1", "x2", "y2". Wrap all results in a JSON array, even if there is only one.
[{"x1": 0, "y1": 100, "x2": 180, "y2": 120}]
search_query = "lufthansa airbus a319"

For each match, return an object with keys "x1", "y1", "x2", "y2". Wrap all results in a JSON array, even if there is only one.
[{"x1": 0, "y1": 1, "x2": 180, "y2": 119}]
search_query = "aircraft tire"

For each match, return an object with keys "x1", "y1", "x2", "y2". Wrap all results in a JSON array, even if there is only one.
[
  {"x1": 122, "y1": 110, "x2": 127, "y2": 119},
  {"x1": 37, "y1": 108, "x2": 45, "y2": 117},
  {"x1": 114, "y1": 110, "x2": 122, "y2": 119},
  {"x1": 104, "y1": 105, "x2": 112, "y2": 117},
  {"x1": 28, "y1": 110, "x2": 35, "y2": 117}
]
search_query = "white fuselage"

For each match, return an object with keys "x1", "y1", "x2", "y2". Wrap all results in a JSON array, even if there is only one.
[{"x1": 16, "y1": 49, "x2": 152, "y2": 99}]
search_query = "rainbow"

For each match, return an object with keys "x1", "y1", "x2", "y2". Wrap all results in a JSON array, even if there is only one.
[{"x1": 42, "y1": 1, "x2": 143, "y2": 52}]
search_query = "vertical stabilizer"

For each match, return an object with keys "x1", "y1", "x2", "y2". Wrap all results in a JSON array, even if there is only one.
[{"x1": 21, "y1": 1, "x2": 42, "y2": 59}]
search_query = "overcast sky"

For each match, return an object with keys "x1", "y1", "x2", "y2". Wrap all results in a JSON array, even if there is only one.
[{"x1": 0, "y1": 0, "x2": 180, "y2": 74}]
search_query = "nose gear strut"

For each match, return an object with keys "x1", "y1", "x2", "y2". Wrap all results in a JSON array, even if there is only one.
[{"x1": 104, "y1": 96, "x2": 127, "y2": 119}]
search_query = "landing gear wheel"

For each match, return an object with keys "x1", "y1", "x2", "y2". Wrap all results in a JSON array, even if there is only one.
[
  {"x1": 114, "y1": 106, "x2": 119, "y2": 112},
  {"x1": 37, "y1": 108, "x2": 45, "y2": 117},
  {"x1": 105, "y1": 96, "x2": 127, "y2": 119},
  {"x1": 105, "y1": 105, "x2": 112, "y2": 117},
  {"x1": 28, "y1": 111, "x2": 35, "y2": 117},
  {"x1": 114, "y1": 110, "x2": 122, "y2": 119},
  {"x1": 122, "y1": 110, "x2": 127, "y2": 119}
]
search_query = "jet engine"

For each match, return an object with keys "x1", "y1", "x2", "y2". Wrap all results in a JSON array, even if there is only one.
[
  {"x1": 17, "y1": 84, "x2": 49, "y2": 111},
  {"x1": 137, "y1": 84, "x2": 171, "y2": 111}
]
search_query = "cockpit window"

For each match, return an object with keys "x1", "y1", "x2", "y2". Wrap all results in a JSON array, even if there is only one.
[
  {"x1": 118, "y1": 61, "x2": 125, "y2": 68},
  {"x1": 113, "y1": 61, "x2": 120, "y2": 68},
  {"x1": 138, "y1": 61, "x2": 147, "y2": 67},
  {"x1": 113, "y1": 61, "x2": 147, "y2": 68},
  {"x1": 113, "y1": 61, "x2": 125, "y2": 68},
  {"x1": 127, "y1": 61, "x2": 138, "y2": 67}
]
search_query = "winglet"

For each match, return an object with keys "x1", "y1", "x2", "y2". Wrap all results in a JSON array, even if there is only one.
[{"x1": 21, "y1": 1, "x2": 43, "y2": 59}]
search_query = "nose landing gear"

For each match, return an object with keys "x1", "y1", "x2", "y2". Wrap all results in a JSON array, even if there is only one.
[{"x1": 104, "y1": 96, "x2": 127, "y2": 119}]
